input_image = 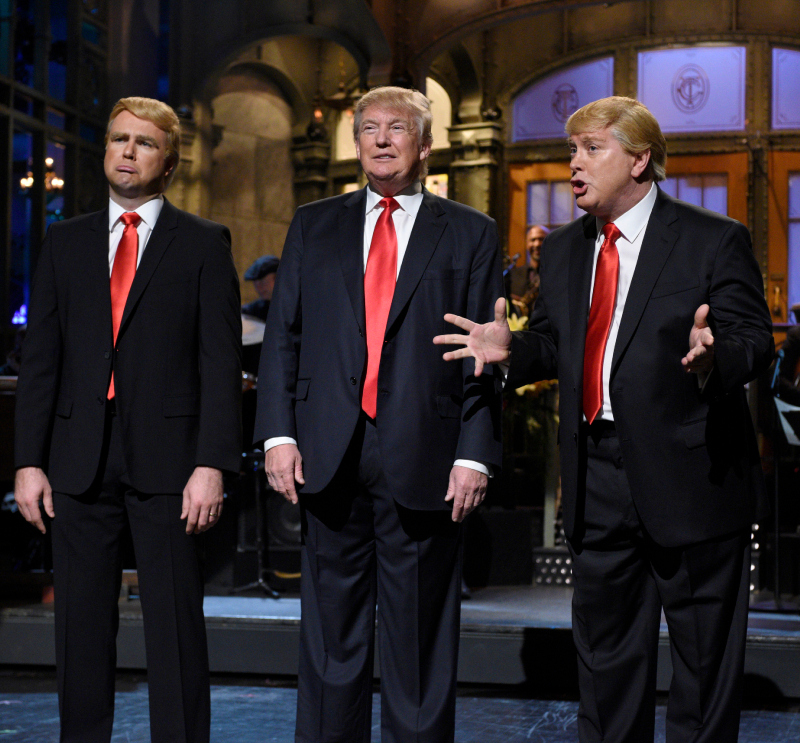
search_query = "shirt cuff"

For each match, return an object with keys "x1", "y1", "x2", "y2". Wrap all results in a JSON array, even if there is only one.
[
  {"x1": 454, "y1": 459, "x2": 491, "y2": 477},
  {"x1": 264, "y1": 436, "x2": 297, "y2": 452}
]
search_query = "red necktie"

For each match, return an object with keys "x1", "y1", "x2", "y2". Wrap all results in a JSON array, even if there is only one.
[
  {"x1": 362, "y1": 197, "x2": 399, "y2": 418},
  {"x1": 583, "y1": 223, "x2": 621, "y2": 423},
  {"x1": 107, "y1": 212, "x2": 141, "y2": 399}
]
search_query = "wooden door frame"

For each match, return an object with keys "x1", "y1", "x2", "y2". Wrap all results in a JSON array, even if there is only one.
[{"x1": 767, "y1": 151, "x2": 800, "y2": 327}]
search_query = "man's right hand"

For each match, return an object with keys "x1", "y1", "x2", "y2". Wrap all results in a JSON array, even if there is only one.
[
  {"x1": 14, "y1": 467, "x2": 54, "y2": 535},
  {"x1": 433, "y1": 297, "x2": 512, "y2": 376},
  {"x1": 265, "y1": 444, "x2": 305, "y2": 504}
]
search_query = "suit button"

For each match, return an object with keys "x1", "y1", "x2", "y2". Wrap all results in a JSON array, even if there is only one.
[
  {"x1": 104, "y1": 352, "x2": 110, "y2": 359},
  {"x1": 97, "y1": 396, "x2": 104, "y2": 405},
  {"x1": 359, "y1": 329, "x2": 363, "y2": 337},
  {"x1": 350, "y1": 377, "x2": 357, "y2": 385},
  {"x1": 573, "y1": 433, "x2": 577, "y2": 443}
]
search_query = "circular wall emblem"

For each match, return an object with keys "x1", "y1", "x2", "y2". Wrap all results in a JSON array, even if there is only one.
[
  {"x1": 551, "y1": 84, "x2": 579, "y2": 123},
  {"x1": 671, "y1": 64, "x2": 710, "y2": 113}
]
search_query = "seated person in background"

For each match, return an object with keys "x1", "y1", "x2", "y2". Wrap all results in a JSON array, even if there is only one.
[{"x1": 242, "y1": 255, "x2": 279, "y2": 321}]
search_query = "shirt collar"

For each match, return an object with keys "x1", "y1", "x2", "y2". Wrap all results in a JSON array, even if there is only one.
[
  {"x1": 108, "y1": 194, "x2": 165, "y2": 231},
  {"x1": 595, "y1": 181, "x2": 657, "y2": 244},
  {"x1": 365, "y1": 181, "x2": 423, "y2": 219}
]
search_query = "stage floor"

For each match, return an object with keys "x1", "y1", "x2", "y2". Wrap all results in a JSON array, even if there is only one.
[
  {"x1": 1, "y1": 671, "x2": 799, "y2": 743},
  {"x1": 3, "y1": 585, "x2": 800, "y2": 696}
]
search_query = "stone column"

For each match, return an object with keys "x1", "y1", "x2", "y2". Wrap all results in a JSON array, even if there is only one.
[
  {"x1": 292, "y1": 137, "x2": 331, "y2": 207},
  {"x1": 447, "y1": 122, "x2": 503, "y2": 219},
  {"x1": 167, "y1": 102, "x2": 222, "y2": 220}
]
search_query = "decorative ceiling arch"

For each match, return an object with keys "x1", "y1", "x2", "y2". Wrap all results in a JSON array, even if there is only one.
[{"x1": 173, "y1": 0, "x2": 391, "y2": 105}]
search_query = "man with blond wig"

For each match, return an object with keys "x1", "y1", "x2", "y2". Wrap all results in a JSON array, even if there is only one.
[
  {"x1": 14, "y1": 96, "x2": 241, "y2": 742},
  {"x1": 255, "y1": 86, "x2": 503, "y2": 741},
  {"x1": 436, "y1": 96, "x2": 772, "y2": 742}
]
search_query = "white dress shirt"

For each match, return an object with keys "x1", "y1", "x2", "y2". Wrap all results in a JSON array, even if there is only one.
[
  {"x1": 265, "y1": 184, "x2": 489, "y2": 477},
  {"x1": 589, "y1": 182, "x2": 658, "y2": 421},
  {"x1": 108, "y1": 194, "x2": 164, "y2": 276}
]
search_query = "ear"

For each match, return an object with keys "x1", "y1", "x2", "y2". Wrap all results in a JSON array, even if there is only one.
[
  {"x1": 355, "y1": 137, "x2": 361, "y2": 161},
  {"x1": 164, "y1": 154, "x2": 176, "y2": 179},
  {"x1": 419, "y1": 139, "x2": 432, "y2": 163},
  {"x1": 631, "y1": 149, "x2": 651, "y2": 179}
]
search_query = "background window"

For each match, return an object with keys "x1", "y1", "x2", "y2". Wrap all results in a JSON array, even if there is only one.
[
  {"x1": 527, "y1": 180, "x2": 585, "y2": 229},
  {"x1": 660, "y1": 174, "x2": 728, "y2": 216}
]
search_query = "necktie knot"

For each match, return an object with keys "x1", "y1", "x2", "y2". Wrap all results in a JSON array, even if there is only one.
[
  {"x1": 602, "y1": 222, "x2": 621, "y2": 243},
  {"x1": 379, "y1": 197, "x2": 399, "y2": 215},
  {"x1": 120, "y1": 212, "x2": 141, "y2": 228}
]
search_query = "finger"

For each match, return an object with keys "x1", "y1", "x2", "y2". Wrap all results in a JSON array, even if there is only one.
[
  {"x1": 700, "y1": 330, "x2": 715, "y2": 346},
  {"x1": 43, "y1": 488, "x2": 55, "y2": 519},
  {"x1": 442, "y1": 348, "x2": 475, "y2": 362},
  {"x1": 294, "y1": 457, "x2": 305, "y2": 485},
  {"x1": 433, "y1": 333, "x2": 469, "y2": 347},
  {"x1": 694, "y1": 304, "x2": 710, "y2": 329},
  {"x1": 282, "y1": 478, "x2": 298, "y2": 505},
  {"x1": 28, "y1": 502, "x2": 46, "y2": 535},
  {"x1": 443, "y1": 314, "x2": 475, "y2": 332},
  {"x1": 185, "y1": 499, "x2": 201, "y2": 535},
  {"x1": 494, "y1": 296, "x2": 507, "y2": 324},
  {"x1": 181, "y1": 490, "x2": 190, "y2": 521},
  {"x1": 451, "y1": 490, "x2": 466, "y2": 522},
  {"x1": 474, "y1": 357, "x2": 484, "y2": 377}
]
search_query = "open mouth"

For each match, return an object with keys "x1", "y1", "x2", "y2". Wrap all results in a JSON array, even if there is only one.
[{"x1": 571, "y1": 180, "x2": 587, "y2": 196}]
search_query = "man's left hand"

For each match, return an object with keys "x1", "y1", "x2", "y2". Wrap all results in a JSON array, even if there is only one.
[
  {"x1": 681, "y1": 304, "x2": 715, "y2": 374},
  {"x1": 445, "y1": 465, "x2": 488, "y2": 523},
  {"x1": 181, "y1": 466, "x2": 224, "y2": 534}
]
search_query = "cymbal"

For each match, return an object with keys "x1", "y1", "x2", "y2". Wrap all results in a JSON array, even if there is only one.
[{"x1": 242, "y1": 314, "x2": 266, "y2": 346}]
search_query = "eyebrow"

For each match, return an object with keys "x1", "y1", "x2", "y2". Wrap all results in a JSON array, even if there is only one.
[
  {"x1": 361, "y1": 117, "x2": 408, "y2": 128},
  {"x1": 109, "y1": 131, "x2": 160, "y2": 147}
]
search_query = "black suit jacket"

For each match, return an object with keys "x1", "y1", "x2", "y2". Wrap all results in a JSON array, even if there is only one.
[
  {"x1": 15, "y1": 199, "x2": 242, "y2": 495},
  {"x1": 254, "y1": 186, "x2": 503, "y2": 511},
  {"x1": 508, "y1": 188, "x2": 774, "y2": 548}
]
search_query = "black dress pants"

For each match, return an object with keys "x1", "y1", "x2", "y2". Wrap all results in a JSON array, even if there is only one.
[
  {"x1": 50, "y1": 405, "x2": 210, "y2": 743},
  {"x1": 568, "y1": 427, "x2": 751, "y2": 743},
  {"x1": 295, "y1": 415, "x2": 463, "y2": 743}
]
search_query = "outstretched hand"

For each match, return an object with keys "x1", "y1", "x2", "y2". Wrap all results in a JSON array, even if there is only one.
[
  {"x1": 433, "y1": 297, "x2": 512, "y2": 376},
  {"x1": 681, "y1": 303, "x2": 715, "y2": 374}
]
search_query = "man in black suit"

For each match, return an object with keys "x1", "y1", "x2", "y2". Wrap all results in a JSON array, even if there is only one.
[
  {"x1": 436, "y1": 96, "x2": 773, "y2": 742},
  {"x1": 255, "y1": 86, "x2": 503, "y2": 742},
  {"x1": 14, "y1": 97, "x2": 241, "y2": 743}
]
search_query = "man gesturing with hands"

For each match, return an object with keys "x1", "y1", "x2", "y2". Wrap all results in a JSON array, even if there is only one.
[
  {"x1": 436, "y1": 97, "x2": 773, "y2": 743},
  {"x1": 255, "y1": 86, "x2": 502, "y2": 742}
]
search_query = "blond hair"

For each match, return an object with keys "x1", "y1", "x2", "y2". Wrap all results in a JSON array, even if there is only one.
[
  {"x1": 566, "y1": 96, "x2": 667, "y2": 182},
  {"x1": 353, "y1": 86, "x2": 433, "y2": 178},
  {"x1": 105, "y1": 97, "x2": 181, "y2": 186}
]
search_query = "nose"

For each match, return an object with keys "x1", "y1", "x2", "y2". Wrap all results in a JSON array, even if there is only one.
[
  {"x1": 122, "y1": 139, "x2": 135, "y2": 158},
  {"x1": 375, "y1": 125, "x2": 390, "y2": 146},
  {"x1": 570, "y1": 150, "x2": 583, "y2": 172}
]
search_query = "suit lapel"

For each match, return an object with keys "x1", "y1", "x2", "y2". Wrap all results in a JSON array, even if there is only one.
[
  {"x1": 610, "y1": 189, "x2": 679, "y2": 375},
  {"x1": 89, "y1": 208, "x2": 114, "y2": 344},
  {"x1": 338, "y1": 188, "x2": 368, "y2": 333},
  {"x1": 569, "y1": 215, "x2": 598, "y2": 392},
  {"x1": 385, "y1": 188, "x2": 446, "y2": 333},
  {"x1": 119, "y1": 198, "x2": 178, "y2": 335}
]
